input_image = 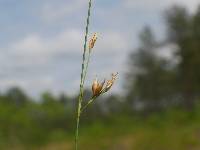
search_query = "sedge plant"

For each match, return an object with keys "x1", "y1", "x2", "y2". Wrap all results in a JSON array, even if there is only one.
[{"x1": 75, "y1": 0, "x2": 118, "y2": 149}]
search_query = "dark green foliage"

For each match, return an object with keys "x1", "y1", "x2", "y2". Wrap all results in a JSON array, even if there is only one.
[
  {"x1": 126, "y1": 5, "x2": 200, "y2": 112},
  {"x1": 0, "y1": 89, "x2": 75, "y2": 148},
  {"x1": 166, "y1": 5, "x2": 200, "y2": 109},
  {"x1": 126, "y1": 27, "x2": 176, "y2": 112},
  {"x1": 0, "y1": 87, "x2": 125, "y2": 148}
]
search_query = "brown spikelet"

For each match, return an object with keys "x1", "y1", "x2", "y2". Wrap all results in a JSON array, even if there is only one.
[
  {"x1": 89, "y1": 33, "x2": 98, "y2": 51},
  {"x1": 92, "y1": 77, "x2": 105, "y2": 97}
]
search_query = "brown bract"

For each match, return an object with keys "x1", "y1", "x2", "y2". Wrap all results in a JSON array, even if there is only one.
[
  {"x1": 92, "y1": 77, "x2": 105, "y2": 97},
  {"x1": 89, "y1": 33, "x2": 98, "y2": 51}
]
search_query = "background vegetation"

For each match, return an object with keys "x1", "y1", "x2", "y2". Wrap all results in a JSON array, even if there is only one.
[{"x1": 1, "y1": 5, "x2": 200, "y2": 150}]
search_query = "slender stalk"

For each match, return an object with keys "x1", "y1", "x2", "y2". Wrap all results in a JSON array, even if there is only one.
[
  {"x1": 81, "y1": 97, "x2": 96, "y2": 113},
  {"x1": 83, "y1": 52, "x2": 91, "y2": 85},
  {"x1": 81, "y1": 90, "x2": 107, "y2": 113},
  {"x1": 75, "y1": 0, "x2": 92, "y2": 150}
]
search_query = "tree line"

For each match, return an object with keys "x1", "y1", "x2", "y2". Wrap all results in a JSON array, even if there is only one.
[{"x1": 126, "y1": 5, "x2": 200, "y2": 112}]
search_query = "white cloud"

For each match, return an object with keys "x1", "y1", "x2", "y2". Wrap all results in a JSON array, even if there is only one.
[
  {"x1": 41, "y1": 0, "x2": 87, "y2": 21},
  {"x1": 0, "y1": 28, "x2": 130, "y2": 96},
  {"x1": 123, "y1": 0, "x2": 199, "y2": 11},
  {"x1": 10, "y1": 29, "x2": 83, "y2": 63},
  {"x1": 95, "y1": 32, "x2": 130, "y2": 54},
  {"x1": 9, "y1": 29, "x2": 130, "y2": 64},
  {"x1": 0, "y1": 76, "x2": 56, "y2": 96}
]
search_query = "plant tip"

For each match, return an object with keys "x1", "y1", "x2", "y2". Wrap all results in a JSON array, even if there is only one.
[
  {"x1": 105, "y1": 72, "x2": 118, "y2": 92},
  {"x1": 89, "y1": 33, "x2": 98, "y2": 51}
]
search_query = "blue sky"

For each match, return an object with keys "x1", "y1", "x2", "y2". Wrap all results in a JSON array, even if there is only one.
[{"x1": 0, "y1": 0, "x2": 199, "y2": 96}]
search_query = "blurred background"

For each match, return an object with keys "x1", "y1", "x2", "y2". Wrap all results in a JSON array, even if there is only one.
[{"x1": 0, "y1": 0, "x2": 200, "y2": 149}]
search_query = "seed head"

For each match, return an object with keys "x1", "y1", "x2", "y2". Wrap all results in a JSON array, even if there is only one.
[{"x1": 89, "y1": 33, "x2": 98, "y2": 51}]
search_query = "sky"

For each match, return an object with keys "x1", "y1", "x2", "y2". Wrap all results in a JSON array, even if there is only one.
[{"x1": 0, "y1": 0, "x2": 199, "y2": 97}]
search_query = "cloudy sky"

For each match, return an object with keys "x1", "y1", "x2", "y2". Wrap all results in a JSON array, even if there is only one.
[{"x1": 0, "y1": 0, "x2": 199, "y2": 97}]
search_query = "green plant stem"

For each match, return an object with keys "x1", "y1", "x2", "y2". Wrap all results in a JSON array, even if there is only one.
[
  {"x1": 75, "y1": 0, "x2": 92, "y2": 150},
  {"x1": 81, "y1": 90, "x2": 108, "y2": 113},
  {"x1": 75, "y1": 101, "x2": 81, "y2": 150},
  {"x1": 81, "y1": 96, "x2": 96, "y2": 113},
  {"x1": 83, "y1": 52, "x2": 91, "y2": 85}
]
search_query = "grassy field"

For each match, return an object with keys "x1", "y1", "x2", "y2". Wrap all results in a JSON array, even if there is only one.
[{"x1": 3, "y1": 108, "x2": 200, "y2": 150}]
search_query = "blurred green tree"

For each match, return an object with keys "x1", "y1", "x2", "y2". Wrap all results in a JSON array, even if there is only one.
[
  {"x1": 166, "y1": 5, "x2": 200, "y2": 109},
  {"x1": 5, "y1": 87, "x2": 28, "y2": 107},
  {"x1": 126, "y1": 26, "x2": 176, "y2": 113}
]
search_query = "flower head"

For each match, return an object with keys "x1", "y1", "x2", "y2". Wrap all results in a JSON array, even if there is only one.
[
  {"x1": 91, "y1": 73, "x2": 118, "y2": 98},
  {"x1": 89, "y1": 33, "x2": 98, "y2": 51},
  {"x1": 92, "y1": 76, "x2": 105, "y2": 97}
]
